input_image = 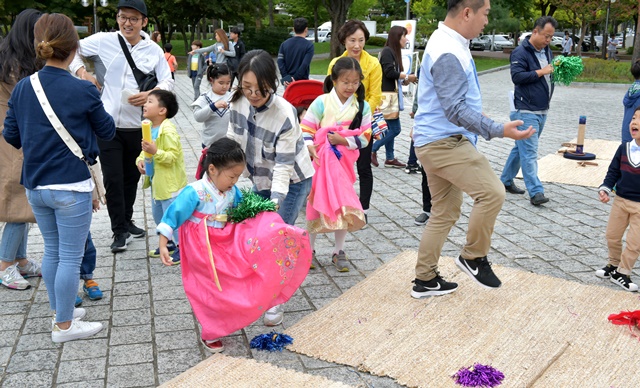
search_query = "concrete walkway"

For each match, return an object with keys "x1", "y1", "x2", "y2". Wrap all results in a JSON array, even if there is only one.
[{"x1": 0, "y1": 68, "x2": 633, "y2": 387}]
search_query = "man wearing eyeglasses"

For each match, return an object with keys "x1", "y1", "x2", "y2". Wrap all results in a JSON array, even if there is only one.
[
  {"x1": 70, "y1": 0, "x2": 174, "y2": 253},
  {"x1": 500, "y1": 16, "x2": 557, "y2": 207}
]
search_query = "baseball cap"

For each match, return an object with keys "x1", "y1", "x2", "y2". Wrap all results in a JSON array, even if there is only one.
[{"x1": 117, "y1": 0, "x2": 147, "y2": 17}]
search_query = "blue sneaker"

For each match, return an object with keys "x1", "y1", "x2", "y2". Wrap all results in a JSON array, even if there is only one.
[
  {"x1": 149, "y1": 241, "x2": 176, "y2": 258},
  {"x1": 75, "y1": 295, "x2": 83, "y2": 307},
  {"x1": 83, "y1": 280, "x2": 103, "y2": 300},
  {"x1": 170, "y1": 248, "x2": 180, "y2": 265}
]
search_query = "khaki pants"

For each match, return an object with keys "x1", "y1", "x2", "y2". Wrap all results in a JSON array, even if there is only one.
[
  {"x1": 606, "y1": 196, "x2": 640, "y2": 275},
  {"x1": 415, "y1": 136, "x2": 505, "y2": 281}
]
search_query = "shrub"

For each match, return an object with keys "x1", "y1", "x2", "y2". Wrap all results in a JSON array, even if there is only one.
[
  {"x1": 243, "y1": 26, "x2": 290, "y2": 55},
  {"x1": 366, "y1": 36, "x2": 386, "y2": 47},
  {"x1": 576, "y1": 57, "x2": 634, "y2": 83},
  {"x1": 627, "y1": 47, "x2": 634, "y2": 55}
]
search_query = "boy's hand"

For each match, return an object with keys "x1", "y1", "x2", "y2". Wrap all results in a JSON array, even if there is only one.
[
  {"x1": 409, "y1": 112, "x2": 415, "y2": 119},
  {"x1": 128, "y1": 91, "x2": 150, "y2": 106},
  {"x1": 159, "y1": 247, "x2": 173, "y2": 266},
  {"x1": 503, "y1": 120, "x2": 535, "y2": 140},
  {"x1": 141, "y1": 140, "x2": 157, "y2": 155},
  {"x1": 136, "y1": 160, "x2": 146, "y2": 174},
  {"x1": 599, "y1": 190, "x2": 610, "y2": 203}
]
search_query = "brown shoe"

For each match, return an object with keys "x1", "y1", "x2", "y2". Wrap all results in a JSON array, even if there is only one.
[
  {"x1": 371, "y1": 152, "x2": 379, "y2": 167},
  {"x1": 384, "y1": 158, "x2": 406, "y2": 168}
]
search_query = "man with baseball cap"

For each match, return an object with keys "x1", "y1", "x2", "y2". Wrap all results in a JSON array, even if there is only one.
[{"x1": 70, "y1": 0, "x2": 174, "y2": 253}]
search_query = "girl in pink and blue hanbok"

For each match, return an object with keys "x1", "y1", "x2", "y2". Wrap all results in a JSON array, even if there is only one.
[
  {"x1": 157, "y1": 138, "x2": 311, "y2": 353},
  {"x1": 300, "y1": 57, "x2": 372, "y2": 272}
]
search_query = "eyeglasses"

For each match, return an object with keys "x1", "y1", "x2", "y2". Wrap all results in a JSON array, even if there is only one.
[
  {"x1": 117, "y1": 15, "x2": 142, "y2": 24},
  {"x1": 240, "y1": 87, "x2": 266, "y2": 97}
]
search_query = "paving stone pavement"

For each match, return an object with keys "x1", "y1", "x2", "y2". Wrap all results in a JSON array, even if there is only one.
[{"x1": 0, "y1": 66, "x2": 635, "y2": 387}]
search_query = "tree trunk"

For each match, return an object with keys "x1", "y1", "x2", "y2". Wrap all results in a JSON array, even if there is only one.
[
  {"x1": 633, "y1": 2, "x2": 640, "y2": 63},
  {"x1": 179, "y1": 25, "x2": 189, "y2": 60},
  {"x1": 269, "y1": 0, "x2": 274, "y2": 28},
  {"x1": 576, "y1": 19, "x2": 587, "y2": 57},
  {"x1": 324, "y1": 0, "x2": 355, "y2": 59}
]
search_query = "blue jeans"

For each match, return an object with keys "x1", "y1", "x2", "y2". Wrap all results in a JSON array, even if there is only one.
[
  {"x1": 0, "y1": 223, "x2": 29, "y2": 262},
  {"x1": 152, "y1": 196, "x2": 178, "y2": 244},
  {"x1": 500, "y1": 111, "x2": 546, "y2": 197},
  {"x1": 407, "y1": 139, "x2": 418, "y2": 166},
  {"x1": 26, "y1": 189, "x2": 92, "y2": 323},
  {"x1": 372, "y1": 118, "x2": 401, "y2": 161},
  {"x1": 254, "y1": 177, "x2": 312, "y2": 225},
  {"x1": 80, "y1": 232, "x2": 96, "y2": 281}
]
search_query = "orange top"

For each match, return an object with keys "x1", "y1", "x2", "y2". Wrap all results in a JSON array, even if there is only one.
[{"x1": 164, "y1": 52, "x2": 177, "y2": 72}]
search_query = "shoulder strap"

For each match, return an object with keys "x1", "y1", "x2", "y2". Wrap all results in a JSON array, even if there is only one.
[
  {"x1": 118, "y1": 34, "x2": 139, "y2": 73},
  {"x1": 30, "y1": 73, "x2": 85, "y2": 161}
]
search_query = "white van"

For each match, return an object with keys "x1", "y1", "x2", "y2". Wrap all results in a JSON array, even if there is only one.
[{"x1": 318, "y1": 22, "x2": 331, "y2": 31}]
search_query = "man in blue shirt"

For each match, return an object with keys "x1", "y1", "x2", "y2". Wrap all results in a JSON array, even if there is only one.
[
  {"x1": 277, "y1": 18, "x2": 314, "y2": 87},
  {"x1": 411, "y1": 0, "x2": 534, "y2": 298},
  {"x1": 500, "y1": 16, "x2": 556, "y2": 206}
]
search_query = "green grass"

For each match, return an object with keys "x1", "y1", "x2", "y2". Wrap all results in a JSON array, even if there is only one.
[
  {"x1": 473, "y1": 57, "x2": 510, "y2": 72},
  {"x1": 310, "y1": 58, "x2": 332, "y2": 75}
]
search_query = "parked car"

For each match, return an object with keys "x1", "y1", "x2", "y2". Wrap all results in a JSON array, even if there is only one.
[
  {"x1": 477, "y1": 34, "x2": 514, "y2": 51},
  {"x1": 415, "y1": 34, "x2": 428, "y2": 49},
  {"x1": 305, "y1": 29, "x2": 331, "y2": 42},
  {"x1": 469, "y1": 36, "x2": 486, "y2": 51},
  {"x1": 376, "y1": 33, "x2": 388, "y2": 40}
]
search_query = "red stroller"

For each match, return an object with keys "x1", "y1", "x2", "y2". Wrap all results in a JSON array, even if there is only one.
[{"x1": 282, "y1": 79, "x2": 325, "y2": 112}]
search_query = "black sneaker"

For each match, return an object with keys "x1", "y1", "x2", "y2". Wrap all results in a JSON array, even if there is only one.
[
  {"x1": 128, "y1": 221, "x2": 146, "y2": 238},
  {"x1": 595, "y1": 264, "x2": 617, "y2": 279},
  {"x1": 609, "y1": 270, "x2": 639, "y2": 292},
  {"x1": 110, "y1": 232, "x2": 133, "y2": 253},
  {"x1": 414, "y1": 212, "x2": 430, "y2": 226},
  {"x1": 411, "y1": 276, "x2": 458, "y2": 298},
  {"x1": 404, "y1": 164, "x2": 420, "y2": 174},
  {"x1": 456, "y1": 256, "x2": 502, "y2": 289}
]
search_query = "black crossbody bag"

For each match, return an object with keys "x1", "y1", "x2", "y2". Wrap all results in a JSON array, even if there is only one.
[{"x1": 118, "y1": 35, "x2": 158, "y2": 91}]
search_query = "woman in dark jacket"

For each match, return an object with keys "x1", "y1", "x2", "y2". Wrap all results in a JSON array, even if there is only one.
[
  {"x1": 372, "y1": 25, "x2": 417, "y2": 168},
  {"x1": 3, "y1": 13, "x2": 115, "y2": 343}
]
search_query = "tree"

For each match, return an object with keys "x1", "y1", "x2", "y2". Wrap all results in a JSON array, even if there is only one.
[
  {"x1": 535, "y1": 0, "x2": 558, "y2": 16},
  {"x1": 634, "y1": 1, "x2": 640, "y2": 62},
  {"x1": 322, "y1": 0, "x2": 355, "y2": 58}
]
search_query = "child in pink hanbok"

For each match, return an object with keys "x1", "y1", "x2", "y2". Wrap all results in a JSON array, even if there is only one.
[
  {"x1": 300, "y1": 57, "x2": 372, "y2": 272},
  {"x1": 157, "y1": 138, "x2": 311, "y2": 353}
]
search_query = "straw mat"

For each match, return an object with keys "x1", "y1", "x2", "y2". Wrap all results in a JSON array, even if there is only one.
[
  {"x1": 161, "y1": 354, "x2": 355, "y2": 388},
  {"x1": 286, "y1": 251, "x2": 640, "y2": 387},
  {"x1": 516, "y1": 138, "x2": 619, "y2": 188}
]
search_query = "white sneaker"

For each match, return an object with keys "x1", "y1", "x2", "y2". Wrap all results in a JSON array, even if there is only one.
[
  {"x1": 17, "y1": 259, "x2": 42, "y2": 278},
  {"x1": 51, "y1": 308, "x2": 87, "y2": 329},
  {"x1": 0, "y1": 264, "x2": 30, "y2": 290},
  {"x1": 52, "y1": 319, "x2": 103, "y2": 343},
  {"x1": 263, "y1": 304, "x2": 284, "y2": 326}
]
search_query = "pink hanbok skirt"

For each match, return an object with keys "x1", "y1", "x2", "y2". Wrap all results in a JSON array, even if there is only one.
[{"x1": 178, "y1": 211, "x2": 311, "y2": 340}]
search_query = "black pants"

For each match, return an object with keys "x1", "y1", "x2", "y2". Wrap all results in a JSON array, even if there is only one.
[
  {"x1": 357, "y1": 141, "x2": 374, "y2": 210},
  {"x1": 98, "y1": 129, "x2": 142, "y2": 235},
  {"x1": 421, "y1": 167, "x2": 432, "y2": 213}
]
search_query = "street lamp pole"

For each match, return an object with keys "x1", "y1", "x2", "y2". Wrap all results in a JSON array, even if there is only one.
[
  {"x1": 603, "y1": 0, "x2": 616, "y2": 59},
  {"x1": 82, "y1": 0, "x2": 108, "y2": 34}
]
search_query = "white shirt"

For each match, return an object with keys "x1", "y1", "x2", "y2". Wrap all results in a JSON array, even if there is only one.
[{"x1": 70, "y1": 31, "x2": 174, "y2": 128}]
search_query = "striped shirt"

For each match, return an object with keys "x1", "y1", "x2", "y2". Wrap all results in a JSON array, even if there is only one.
[{"x1": 227, "y1": 94, "x2": 314, "y2": 203}]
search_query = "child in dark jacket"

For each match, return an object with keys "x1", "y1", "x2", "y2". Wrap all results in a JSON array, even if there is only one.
[{"x1": 596, "y1": 105, "x2": 640, "y2": 292}]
